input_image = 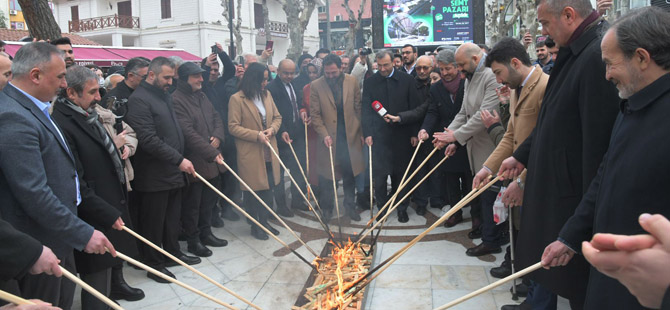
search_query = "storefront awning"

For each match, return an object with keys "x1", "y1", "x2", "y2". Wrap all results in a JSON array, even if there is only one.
[{"x1": 4, "y1": 42, "x2": 202, "y2": 67}]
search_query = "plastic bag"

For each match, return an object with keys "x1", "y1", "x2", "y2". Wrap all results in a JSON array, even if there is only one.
[{"x1": 493, "y1": 186, "x2": 508, "y2": 225}]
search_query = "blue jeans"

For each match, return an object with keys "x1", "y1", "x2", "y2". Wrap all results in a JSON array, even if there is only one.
[{"x1": 527, "y1": 281, "x2": 557, "y2": 310}]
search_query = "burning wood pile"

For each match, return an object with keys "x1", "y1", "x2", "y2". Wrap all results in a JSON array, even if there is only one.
[{"x1": 293, "y1": 241, "x2": 373, "y2": 310}]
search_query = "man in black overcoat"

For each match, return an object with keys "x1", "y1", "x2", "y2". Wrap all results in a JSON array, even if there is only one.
[
  {"x1": 498, "y1": 0, "x2": 620, "y2": 307},
  {"x1": 362, "y1": 50, "x2": 420, "y2": 223},
  {"x1": 540, "y1": 7, "x2": 670, "y2": 309}
]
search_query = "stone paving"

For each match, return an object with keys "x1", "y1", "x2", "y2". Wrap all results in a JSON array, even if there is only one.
[{"x1": 72, "y1": 191, "x2": 570, "y2": 310}]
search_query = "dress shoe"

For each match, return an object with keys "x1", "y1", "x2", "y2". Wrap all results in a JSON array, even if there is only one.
[
  {"x1": 211, "y1": 215, "x2": 225, "y2": 228},
  {"x1": 165, "y1": 253, "x2": 202, "y2": 267},
  {"x1": 356, "y1": 193, "x2": 370, "y2": 210},
  {"x1": 490, "y1": 260, "x2": 512, "y2": 278},
  {"x1": 277, "y1": 205, "x2": 294, "y2": 217},
  {"x1": 347, "y1": 208, "x2": 361, "y2": 221},
  {"x1": 444, "y1": 211, "x2": 463, "y2": 227},
  {"x1": 221, "y1": 206, "x2": 240, "y2": 221},
  {"x1": 501, "y1": 300, "x2": 531, "y2": 310},
  {"x1": 292, "y1": 201, "x2": 310, "y2": 211},
  {"x1": 147, "y1": 266, "x2": 175, "y2": 284},
  {"x1": 398, "y1": 210, "x2": 409, "y2": 223},
  {"x1": 466, "y1": 243, "x2": 502, "y2": 256},
  {"x1": 263, "y1": 223, "x2": 280, "y2": 236},
  {"x1": 415, "y1": 205, "x2": 427, "y2": 216},
  {"x1": 510, "y1": 282, "x2": 528, "y2": 297},
  {"x1": 110, "y1": 268, "x2": 145, "y2": 301},
  {"x1": 251, "y1": 226, "x2": 268, "y2": 240},
  {"x1": 187, "y1": 239, "x2": 212, "y2": 257},
  {"x1": 468, "y1": 227, "x2": 482, "y2": 239},
  {"x1": 201, "y1": 232, "x2": 228, "y2": 247}
]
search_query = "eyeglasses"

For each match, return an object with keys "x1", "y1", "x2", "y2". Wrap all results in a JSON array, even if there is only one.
[{"x1": 415, "y1": 66, "x2": 432, "y2": 71}]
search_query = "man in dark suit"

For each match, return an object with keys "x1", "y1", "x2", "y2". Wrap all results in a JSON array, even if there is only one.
[
  {"x1": 418, "y1": 49, "x2": 470, "y2": 224},
  {"x1": 0, "y1": 219, "x2": 61, "y2": 282},
  {"x1": 52, "y1": 65, "x2": 145, "y2": 308},
  {"x1": 125, "y1": 57, "x2": 200, "y2": 283},
  {"x1": 267, "y1": 59, "x2": 308, "y2": 216},
  {"x1": 0, "y1": 42, "x2": 120, "y2": 308},
  {"x1": 101, "y1": 57, "x2": 150, "y2": 117},
  {"x1": 362, "y1": 50, "x2": 420, "y2": 223},
  {"x1": 400, "y1": 44, "x2": 418, "y2": 77}
]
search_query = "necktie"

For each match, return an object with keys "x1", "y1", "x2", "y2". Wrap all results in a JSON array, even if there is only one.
[{"x1": 288, "y1": 83, "x2": 298, "y2": 123}]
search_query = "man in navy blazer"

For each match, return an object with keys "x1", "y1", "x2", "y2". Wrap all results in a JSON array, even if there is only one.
[{"x1": 0, "y1": 43, "x2": 120, "y2": 308}]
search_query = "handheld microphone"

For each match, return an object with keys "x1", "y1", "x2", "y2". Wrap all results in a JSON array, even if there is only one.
[{"x1": 372, "y1": 101, "x2": 388, "y2": 117}]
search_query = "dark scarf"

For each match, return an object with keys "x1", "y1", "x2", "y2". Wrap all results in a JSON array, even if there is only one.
[
  {"x1": 566, "y1": 10, "x2": 601, "y2": 46},
  {"x1": 326, "y1": 73, "x2": 345, "y2": 107},
  {"x1": 441, "y1": 74, "x2": 461, "y2": 95},
  {"x1": 57, "y1": 96, "x2": 126, "y2": 184}
]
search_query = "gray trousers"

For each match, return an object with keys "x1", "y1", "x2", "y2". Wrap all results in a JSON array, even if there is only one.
[{"x1": 80, "y1": 268, "x2": 112, "y2": 310}]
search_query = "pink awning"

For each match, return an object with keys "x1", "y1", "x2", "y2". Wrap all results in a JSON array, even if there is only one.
[{"x1": 104, "y1": 48, "x2": 203, "y2": 62}]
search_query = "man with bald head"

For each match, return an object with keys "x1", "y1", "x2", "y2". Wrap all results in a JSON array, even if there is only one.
[
  {"x1": 266, "y1": 58, "x2": 308, "y2": 214},
  {"x1": 497, "y1": 0, "x2": 620, "y2": 307},
  {"x1": 433, "y1": 42, "x2": 500, "y2": 237},
  {"x1": 0, "y1": 53, "x2": 11, "y2": 90}
]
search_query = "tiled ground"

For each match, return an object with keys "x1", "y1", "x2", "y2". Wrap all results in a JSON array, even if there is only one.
[{"x1": 71, "y1": 191, "x2": 569, "y2": 310}]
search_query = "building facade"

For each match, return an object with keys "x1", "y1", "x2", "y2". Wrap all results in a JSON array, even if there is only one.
[
  {"x1": 318, "y1": 0, "x2": 371, "y2": 53},
  {"x1": 51, "y1": 0, "x2": 321, "y2": 61}
]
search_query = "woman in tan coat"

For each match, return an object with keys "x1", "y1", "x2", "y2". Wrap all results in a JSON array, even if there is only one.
[{"x1": 228, "y1": 63, "x2": 283, "y2": 240}]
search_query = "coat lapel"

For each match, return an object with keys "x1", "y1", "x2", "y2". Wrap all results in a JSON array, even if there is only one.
[
  {"x1": 57, "y1": 103, "x2": 108, "y2": 151},
  {"x1": 5, "y1": 86, "x2": 75, "y2": 162},
  {"x1": 515, "y1": 66, "x2": 543, "y2": 113},
  {"x1": 240, "y1": 94, "x2": 264, "y2": 129}
]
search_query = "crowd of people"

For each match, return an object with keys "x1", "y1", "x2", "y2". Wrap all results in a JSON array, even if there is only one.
[{"x1": 0, "y1": 1, "x2": 669, "y2": 309}]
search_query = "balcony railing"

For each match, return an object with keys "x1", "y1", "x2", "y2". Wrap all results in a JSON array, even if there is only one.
[{"x1": 69, "y1": 14, "x2": 140, "y2": 33}]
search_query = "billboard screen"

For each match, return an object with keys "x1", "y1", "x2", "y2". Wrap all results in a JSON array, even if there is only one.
[{"x1": 383, "y1": 0, "x2": 474, "y2": 47}]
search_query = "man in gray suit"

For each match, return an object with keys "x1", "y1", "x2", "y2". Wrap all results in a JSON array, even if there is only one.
[{"x1": 0, "y1": 42, "x2": 121, "y2": 309}]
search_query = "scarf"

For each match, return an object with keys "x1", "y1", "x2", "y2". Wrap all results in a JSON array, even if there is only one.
[
  {"x1": 58, "y1": 97, "x2": 126, "y2": 184},
  {"x1": 442, "y1": 74, "x2": 461, "y2": 95},
  {"x1": 566, "y1": 10, "x2": 601, "y2": 46}
]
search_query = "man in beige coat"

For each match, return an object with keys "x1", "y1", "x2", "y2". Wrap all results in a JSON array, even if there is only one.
[
  {"x1": 310, "y1": 54, "x2": 364, "y2": 221},
  {"x1": 434, "y1": 42, "x2": 500, "y2": 237}
]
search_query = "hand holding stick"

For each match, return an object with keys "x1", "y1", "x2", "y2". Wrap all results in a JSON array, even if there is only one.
[{"x1": 0, "y1": 290, "x2": 36, "y2": 306}]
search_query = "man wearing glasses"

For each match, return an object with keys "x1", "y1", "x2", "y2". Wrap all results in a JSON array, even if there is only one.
[{"x1": 400, "y1": 44, "x2": 418, "y2": 77}]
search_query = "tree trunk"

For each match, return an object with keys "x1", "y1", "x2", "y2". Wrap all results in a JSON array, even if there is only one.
[
  {"x1": 520, "y1": 0, "x2": 539, "y2": 58},
  {"x1": 262, "y1": 0, "x2": 273, "y2": 65},
  {"x1": 342, "y1": 0, "x2": 368, "y2": 56},
  {"x1": 17, "y1": 0, "x2": 61, "y2": 41},
  {"x1": 280, "y1": 0, "x2": 317, "y2": 62},
  {"x1": 221, "y1": 0, "x2": 244, "y2": 56},
  {"x1": 486, "y1": 0, "x2": 519, "y2": 45}
]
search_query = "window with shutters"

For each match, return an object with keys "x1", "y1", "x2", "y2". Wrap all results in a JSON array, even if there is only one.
[{"x1": 161, "y1": 0, "x2": 172, "y2": 19}]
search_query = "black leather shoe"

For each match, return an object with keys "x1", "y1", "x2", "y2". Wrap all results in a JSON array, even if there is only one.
[
  {"x1": 444, "y1": 211, "x2": 463, "y2": 227},
  {"x1": 110, "y1": 268, "x2": 145, "y2": 301},
  {"x1": 292, "y1": 201, "x2": 310, "y2": 211},
  {"x1": 147, "y1": 267, "x2": 175, "y2": 284},
  {"x1": 501, "y1": 300, "x2": 531, "y2": 310},
  {"x1": 277, "y1": 205, "x2": 294, "y2": 217},
  {"x1": 356, "y1": 193, "x2": 370, "y2": 210},
  {"x1": 201, "y1": 232, "x2": 228, "y2": 247},
  {"x1": 347, "y1": 208, "x2": 361, "y2": 221},
  {"x1": 468, "y1": 227, "x2": 482, "y2": 239},
  {"x1": 415, "y1": 205, "x2": 427, "y2": 216},
  {"x1": 490, "y1": 260, "x2": 512, "y2": 278},
  {"x1": 165, "y1": 253, "x2": 201, "y2": 267},
  {"x1": 221, "y1": 206, "x2": 240, "y2": 221},
  {"x1": 466, "y1": 243, "x2": 502, "y2": 257},
  {"x1": 187, "y1": 240, "x2": 212, "y2": 257},
  {"x1": 510, "y1": 282, "x2": 528, "y2": 297},
  {"x1": 398, "y1": 210, "x2": 409, "y2": 223},
  {"x1": 263, "y1": 223, "x2": 280, "y2": 236},
  {"x1": 251, "y1": 226, "x2": 268, "y2": 240},
  {"x1": 211, "y1": 215, "x2": 224, "y2": 228}
]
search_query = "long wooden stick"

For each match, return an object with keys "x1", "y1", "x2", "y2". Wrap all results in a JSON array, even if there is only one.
[
  {"x1": 346, "y1": 176, "x2": 502, "y2": 296},
  {"x1": 355, "y1": 147, "x2": 439, "y2": 242},
  {"x1": 217, "y1": 159, "x2": 318, "y2": 257},
  {"x1": 193, "y1": 172, "x2": 319, "y2": 269},
  {"x1": 287, "y1": 142, "x2": 324, "y2": 215},
  {"x1": 328, "y1": 145, "x2": 343, "y2": 242},
  {"x1": 434, "y1": 262, "x2": 543, "y2": 309},
  {"x1": 59, "y1": 266, "x2": 124, "y2": 310},
  {"x1": 122, "y1": 225, "x2": 262, "y2": 309},
  {"x1": 305, "y1": 122, "x2": 309, "y2": 177},
  {"x1": 0, "y1": 289, "x2": 35, "y2": 306},
  {"x1": 388, "y1": 139, "x2": 423, "y2": 209},
  {"x1": 265, "y1": 141, "x2": 339, "y2": 246},
  {"x1": 112, "y1": 250, "x2": 240, "y2": 310},
  {"x1": 369, "y1": 144, "x2": 373, "y2": 222},
  {"x1": 360, "y1": 155, "x2": 450, "y2": 243}
]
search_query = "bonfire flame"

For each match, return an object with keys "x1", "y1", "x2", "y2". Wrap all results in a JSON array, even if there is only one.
[{"x1": 320, "y1": 239, "x2": 361, "y2": 309}]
